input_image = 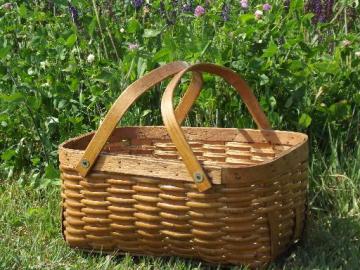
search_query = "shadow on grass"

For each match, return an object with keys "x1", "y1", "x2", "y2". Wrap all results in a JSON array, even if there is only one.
[
  {"x1": 76, "y1": 215, "x2": 360, "y2": 270},
  {"x1": 275, "y1": 214, "x2": 360, "y2": 269}
]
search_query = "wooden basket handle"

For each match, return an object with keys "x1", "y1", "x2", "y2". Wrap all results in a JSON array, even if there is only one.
[
  {"x1": 161, "y1": 63, "x2": 271, "y2": 192},
  {"x1": 77, "y1": 61, "x2": 203, "y2": 177}
]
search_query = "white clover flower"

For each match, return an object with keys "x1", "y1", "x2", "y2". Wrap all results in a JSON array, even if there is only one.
[
  {"x1": 41, "y1": 82, "x2": 50, "y2": 87},
  {"x1": 27, "y1": 68, "x2": 35, "y2": 76},
  {"x1": 342, "y1": 40, "x2": 352, "y2": 47},
  {"x1": 120, "y1": 28, "x2": 125, "y2": 33},
  {"x1": 40, "y1": 60, "x2": 48, "y2": 69},
  {"x1": 87, "y1": 54, "x2": 95, "y2": 63},
  {"x1": 355, "y1": 51, "x2": 360, "y2": 57},
  {"x1": 143, "y1": 5, "x2": 150, "y2": 14},
  {"x1": 1, "y1": 3, "x2": 13, "y2": 10},
  {"x1": 255, "y1": 10, "x2": 263, "y2": 20},
  {"x1": 128, "y1": 43, "x2": 139, "y2": 51}
]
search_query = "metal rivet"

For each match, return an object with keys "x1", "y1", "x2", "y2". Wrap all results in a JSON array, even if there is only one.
[
  {"x1": 81, "y1": 159, "x2": 90, "y2": 168},
  {"x1": 193, "y1": 172, "x2": 203, "y2": 183}
]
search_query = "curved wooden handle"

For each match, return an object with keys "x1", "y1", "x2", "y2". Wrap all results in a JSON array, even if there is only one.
[
  {"x1": 77, "y1": 61, "x2": 203, "y2": 177},
  {"x1": 161, "y1": 63, "x2": 271, "y2": 192}
]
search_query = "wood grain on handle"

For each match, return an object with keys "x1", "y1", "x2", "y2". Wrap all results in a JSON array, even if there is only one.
[
  {"x1": 77, "y1": 61, "x2": 203, "y2": 177},
  {"x1": 161, "y1": 63, "x2": 271, "y2": 192}
]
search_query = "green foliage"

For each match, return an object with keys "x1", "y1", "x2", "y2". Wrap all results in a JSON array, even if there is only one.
[{"x1": 0, "y1": 1, "x2": 359, "y2": 201}]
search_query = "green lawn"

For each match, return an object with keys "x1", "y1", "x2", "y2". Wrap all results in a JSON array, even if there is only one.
[{"x1": 1, "y1": 147, "x2": 359, "y2": 270}]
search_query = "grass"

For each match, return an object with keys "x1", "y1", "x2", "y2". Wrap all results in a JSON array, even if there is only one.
[{"x1": 1, "y1": 142, "x2": 359, "y2": 270}]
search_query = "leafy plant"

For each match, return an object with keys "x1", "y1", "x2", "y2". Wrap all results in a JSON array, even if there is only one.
[{"x1": 0, "y1": 0, "x2": 359, "y2": 192}]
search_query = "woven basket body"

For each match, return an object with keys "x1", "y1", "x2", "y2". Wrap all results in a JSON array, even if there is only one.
[
  {"x1": 59, "y1": 62, "x2": 308, "y2": 268},
  {"x1": 60, "y1": 127, "x2": 308, "y2": 267}
]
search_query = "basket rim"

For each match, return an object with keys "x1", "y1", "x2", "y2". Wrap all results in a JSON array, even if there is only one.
[
  {"x1": 59, "y1": 126, "x2": 308, "y2": 172},
  {"x1": 60, "y1": 125, "x2": 308, "y2": 147}
]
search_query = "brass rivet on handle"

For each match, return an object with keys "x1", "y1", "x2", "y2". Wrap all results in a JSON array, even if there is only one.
[
  {"x1": 193, "y1": 172, "x2": 204, "y2": 183},
  {"x1": 81, "y1": 159, "x2": 90, "y2": 168}
]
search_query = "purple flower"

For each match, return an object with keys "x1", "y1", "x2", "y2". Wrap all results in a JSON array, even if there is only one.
[
  {"x1": 315, "y1": 0, "x2": 325, "y2": 22},
  {"x1": 305, "y1": 0, "x2": 331, "y2": 24},
  {"x1": 182, "y1": 4, "x2": 191, "y2": 12},
  {"x1": 167, "y1": 10, "x2": 177, "y2": 25},
  {"x1": 240, "y1": 0, "x2": 249, "y2": 9},
  {"x1": 194, "y1": 5, "x2": 205, "y2": 17},
  {"x1": 284, "y1": 0, "x2": 290, "y2": 12},
  {"x1": 221, "y1": 3, "x2": 230, "y2": 21},
  {"x1": 132, "y1": 0, "x2": 144, "y2": 10},
  {"x1": 159, "y1": 1, "x2": 177, "y2": 25},
  {"x1": 182, "y1": 0, "x2": 194, "y2": 13},
  {"x1": 324, "y1": 0, "x2": 334, "y2": 21},
  {"x1": 159, "y1": 1, "x2": 166, "y2": 16},
  {"x1": 68, "y1": 2, "x2": 79, "y2": 25},
  {"x1": 172, "y1": 0, "x2": 179, "y2": 7},
  {"x1": 128, "y1": 43, "x2": 139, "y2": 50},
  {"x1": 263, "y1": 3, "x2": 272, "y2": 11}
]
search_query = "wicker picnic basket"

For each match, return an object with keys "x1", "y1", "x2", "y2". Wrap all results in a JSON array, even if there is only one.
[{"x1": 59, "y1": 62, "x2": 308, "y2": 268}]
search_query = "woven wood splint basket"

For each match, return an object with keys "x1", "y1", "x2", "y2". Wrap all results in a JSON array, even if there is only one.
[{"x1": 59, "y1": 62, "x2": 308, "y2": 268}]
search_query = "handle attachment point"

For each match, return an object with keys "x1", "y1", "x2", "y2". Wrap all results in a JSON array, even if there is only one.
[
  {"x1": 81, "y1": 159, "x2": 90, "y2": 169},
  {"x1": 193, "y1": 171, "x2": 204, "y2": 183}
]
